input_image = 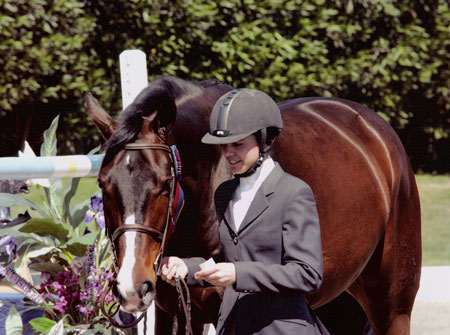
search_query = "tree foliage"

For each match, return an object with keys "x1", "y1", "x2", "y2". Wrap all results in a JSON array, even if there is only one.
[{"x1": 0, "y1": 0, "x2": 448, "y2": 171}]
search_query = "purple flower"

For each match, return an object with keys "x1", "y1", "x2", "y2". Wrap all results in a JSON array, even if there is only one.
[
  {"x1": 84, "y1": 194, "x2": 105, "y2": 229},
  {"x1": 105, "y1": 294, "x2": 114, "y2": 305},
  {"x1": 0, "y1": 236, "x2": 18, "y2": 264},
  {"x1": 96, "y1": 213, "x2": 105, "y2": 229},
  {"x1": 35, "y1": 258, "x2": 116, "y2": 324},
  {"x1": 0, "y1": 264, "x2": 44, "y2": 305},
  {"x1": 52, "y1": 281, "x2": 63, "y2": 291},
  {"x1": 90, "y1": 195, "x2": 103, "y2": 212},
  {"x1": 55, "y1": 301, "x2": 66, "y2": 314},
  {"x1": 84, "y1": 211, "x2": 94, "y2": 224},
  {"x1": 76, "y1": 305, "x2": 90, "y2": 315},
  {"x1": 79, "y1": 289, "x2": 90, "y2": 302}
]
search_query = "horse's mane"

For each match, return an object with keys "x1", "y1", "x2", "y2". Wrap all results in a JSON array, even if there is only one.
[{"x1": 101, "y1": 77, "x2": 223, "y2": 166}]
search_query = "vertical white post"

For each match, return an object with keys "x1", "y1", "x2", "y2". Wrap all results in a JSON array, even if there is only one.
[{"x1": 119, "y1": 50, "x2": 148, "y2": 109}]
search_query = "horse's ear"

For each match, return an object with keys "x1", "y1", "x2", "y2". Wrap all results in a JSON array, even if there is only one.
[
  {"x1": 84, "y1": 92, "x2": 117, "y2": 139},
  {"x1": 154, "y1": 96, "x2": 177, "y2": 137}
]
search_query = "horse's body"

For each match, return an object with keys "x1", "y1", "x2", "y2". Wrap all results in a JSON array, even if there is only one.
[{"x1": 85, "y1": 76, "x2": 421, "y2": 335}]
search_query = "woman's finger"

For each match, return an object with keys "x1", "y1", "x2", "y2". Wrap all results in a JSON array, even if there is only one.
[{"x1": 194, "y1": 266, "x2": 218, "y2": 280}]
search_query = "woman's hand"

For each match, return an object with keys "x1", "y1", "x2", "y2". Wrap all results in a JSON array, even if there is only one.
[
  {"x1": 160, "y1": 256, "x2": 188, "y2": 286},
  {"x1": 194, "y1": 262, "x2": 236, "y2": 287}
]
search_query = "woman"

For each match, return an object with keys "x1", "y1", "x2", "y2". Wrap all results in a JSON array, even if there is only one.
[{"x1": 161, "y1": 89, "x2": 328, "y2": 335}]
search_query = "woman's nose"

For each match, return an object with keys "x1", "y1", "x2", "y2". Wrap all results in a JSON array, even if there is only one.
[{"x1": 220, "y1": 144, "x2": 232, "y2": 157}]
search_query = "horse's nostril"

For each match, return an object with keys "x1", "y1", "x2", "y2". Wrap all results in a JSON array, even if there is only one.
[{"x1": 139, "y1": 280, "x2": 154, "y2": 296}]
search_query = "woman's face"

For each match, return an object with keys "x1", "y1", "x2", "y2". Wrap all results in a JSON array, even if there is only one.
[{"x1": 220, "y1": 135, "x2": 259, "y2": 175}]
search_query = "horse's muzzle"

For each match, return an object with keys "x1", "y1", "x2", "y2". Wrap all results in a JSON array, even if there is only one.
[{"x1": 113, "y1": 279, "x2": 156, "y2": 313}]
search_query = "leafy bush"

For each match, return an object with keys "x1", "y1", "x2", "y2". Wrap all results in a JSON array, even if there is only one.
[
  {"x1": 0, "y1": 0, "x2": 448, "y2": 171},
  {"x1": 0, "y1": 116, "x2": 124, "y2": 334}
]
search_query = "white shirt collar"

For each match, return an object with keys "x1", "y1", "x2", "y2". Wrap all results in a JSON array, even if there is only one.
[
  {"x1": 238, "y1": 155, "x2": 275, "y2": 190},
  {"x1": 231, "y1": 156, "x2": 276, "y2": 230}
]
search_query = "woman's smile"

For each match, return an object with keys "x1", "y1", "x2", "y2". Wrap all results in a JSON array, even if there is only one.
[{"x1": 220, "y1": 135, "x2": 260, "y2": 174}]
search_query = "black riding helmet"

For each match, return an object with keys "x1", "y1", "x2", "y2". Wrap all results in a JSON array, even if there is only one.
[{"x1": 202, "y1": 89, "x2": 283, "y2": 176}]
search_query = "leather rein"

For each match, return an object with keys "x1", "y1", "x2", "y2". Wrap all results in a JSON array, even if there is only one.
[{"x1": 100, "y1": 142, "x2": 191, "y2": 332}]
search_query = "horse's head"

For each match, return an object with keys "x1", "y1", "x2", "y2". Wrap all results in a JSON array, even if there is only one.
[{"x1": 85, "y1": 88, "x2": 178, "y2": 313}]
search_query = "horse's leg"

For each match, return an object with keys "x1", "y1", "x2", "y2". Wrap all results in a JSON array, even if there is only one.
[
  {"x1": 314, "y1": 292, "x2": 368, "y2": 335},
  {"x1": 155, "y1": 304, "x2": 207, "y2": 335},
  {"x1": 155, "y1": 304, "x2": 175, "y2": 335},
  {"x1": 349, "y1": 174, "x2": 421, "y2": 335},
  {"x1": 155, "y1": 286, "x2": 221, "y2": 335}
]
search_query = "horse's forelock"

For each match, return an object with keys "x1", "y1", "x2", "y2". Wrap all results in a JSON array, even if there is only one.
[{"x1": 102, "y1": 77, "x2": 206, "y2": 165}]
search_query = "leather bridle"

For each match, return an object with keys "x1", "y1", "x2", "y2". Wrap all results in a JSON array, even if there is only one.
[
  {"x1": 111, "y1": 142, "x2": 177, "y2": 275},
  {"x1": 100, "y1": 142, "x2": 180, "y2": 329}
]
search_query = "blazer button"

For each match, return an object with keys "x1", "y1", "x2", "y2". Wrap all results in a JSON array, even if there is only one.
[{"x1": 233, "y1": 236, "x2": 238, "y2": 244}]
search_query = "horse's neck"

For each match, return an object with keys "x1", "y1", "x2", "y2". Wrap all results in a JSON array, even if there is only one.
[{"x1": 170, "y1": 86, "x2": 232, "y2": 257}]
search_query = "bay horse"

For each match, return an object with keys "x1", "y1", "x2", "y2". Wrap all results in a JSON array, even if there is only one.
[{"x1": 85, "y1": 76, "x2": 421, "y2": 335}]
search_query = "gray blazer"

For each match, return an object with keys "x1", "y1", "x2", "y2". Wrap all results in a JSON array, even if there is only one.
[{"x1": 184, "y1": 164, "x2": 327, "y2": 335}]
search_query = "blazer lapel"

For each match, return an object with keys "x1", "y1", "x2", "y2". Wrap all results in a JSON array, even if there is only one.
[
  {"x1": 216, "y1": 178, "x2": 239, "y2": 233},
  {"x1": 237, "y1": 164, "x2": 284, "y2": 234},
  {"x1": 224, "y1": 201, "x2": 237, "y2": 233}
]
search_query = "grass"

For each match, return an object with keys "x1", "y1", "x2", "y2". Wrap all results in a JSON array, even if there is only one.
[
  {"x1": 416, "y1": 174, "x2": 450, "y2": 266},
  {"x1": 7, "y1": 175, "x2": 450, "y2": 266}
]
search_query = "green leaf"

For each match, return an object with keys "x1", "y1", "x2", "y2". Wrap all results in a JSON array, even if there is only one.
[
  {"x1": 66, "y1": 232, "x2": 97, "y2": 246},
  {"x1": 29, "y1": 317, "x2": 56, "y2": 333},
  {"x1": 63, "y1": 178, "x2": 81, "y2": 225},
  {"x1": 5, "y1": 305, "x2": 23, "y2": 335},
  {"x1": 23, "y1": 246, "x2": 57, "y2": 261},
  {"x1": 28, "y1": 262, "x2": 64, "y2": 275},
  {"x1": 0, "y1": 193, "x2": 48, "y2": 217},
  {"x1": 70, "y1": 201, "x2": 89, "y2": 228},
  {"x1": 44, "y1": 184, "x2": 63, "y2": 221},
  {"x1": 64, "y1": 232, "x2": 97, "y2": 256},
  {"x1": 40, "y1": 114, "x2": 59, "y2": 157},
  {"x1": 19, "y1": 218, "x2": 69, "y2": 241}
]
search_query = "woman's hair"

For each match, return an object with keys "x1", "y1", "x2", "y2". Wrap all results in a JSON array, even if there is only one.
[{"x1": 253, "y1": 127, "x2": 281, "y2": 147}]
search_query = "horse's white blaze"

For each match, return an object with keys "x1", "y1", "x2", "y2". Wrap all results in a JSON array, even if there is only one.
[
  {"x1": 116, "y1": 214, "x2": 137, "y2": 297},
  {"x1": 125, "y1": 154, "x2": 131, "y2": 166},
  {"x1": 302, "y1": 105, "x2": 390, "y2": 220}
]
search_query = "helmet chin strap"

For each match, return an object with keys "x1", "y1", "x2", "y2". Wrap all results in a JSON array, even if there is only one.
[
  {"x1": 234, "y1": 128, "x2": 274, "y2": 178},
  {"x1": 234, "y1": 152, "x2": 265, "y2": 178}
]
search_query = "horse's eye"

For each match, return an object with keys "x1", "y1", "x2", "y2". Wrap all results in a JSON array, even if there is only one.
[
  {"x1": 97, "y1": 179, "x2": 104, "y2": 189},
  {"x1": 160, "y1": 179, "x2": 171, "y2": 195}
]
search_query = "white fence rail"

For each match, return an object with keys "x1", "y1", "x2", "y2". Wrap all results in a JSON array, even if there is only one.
[{"x1": 0, "y1": 155, "x2": 104, "y2": 179}]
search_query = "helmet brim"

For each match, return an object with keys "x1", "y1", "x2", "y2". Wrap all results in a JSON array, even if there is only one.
[{"x1": 201, "y1": 132, "x2": 253, "y2": 145}]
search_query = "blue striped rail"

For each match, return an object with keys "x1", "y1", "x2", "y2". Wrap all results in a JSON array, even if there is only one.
[{"x1": 0, "y1": 155, "x2": 104, "y2": 179}]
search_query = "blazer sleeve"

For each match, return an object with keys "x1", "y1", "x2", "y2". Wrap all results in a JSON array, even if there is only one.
[
  {"x1": 183, "y1": 250, "x2": 225, "y2": 287},
  {"x1": 233, "y1": 181, "x2": 324, "y2": 294},
  {"x1": 182, "y1": 179, "x2": 236, "y2": 287}
]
